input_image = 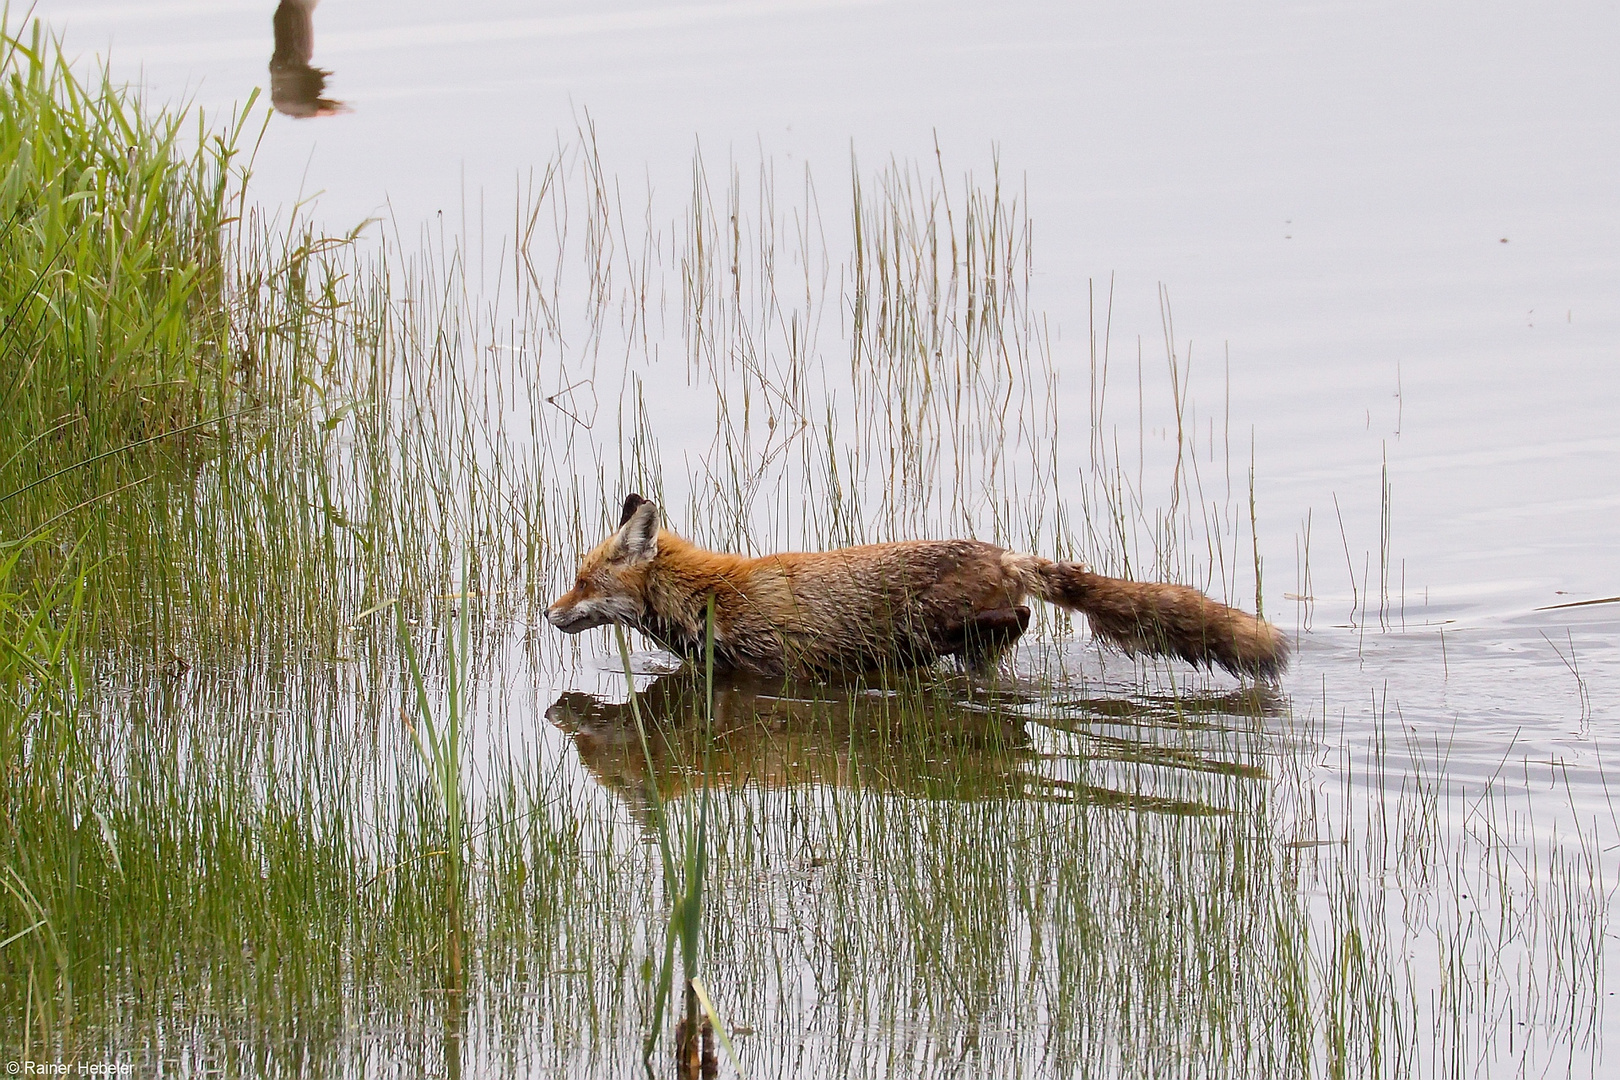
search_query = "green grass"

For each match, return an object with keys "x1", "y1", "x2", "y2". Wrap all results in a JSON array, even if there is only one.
[
  {"x1": 0, "y1": 22, "x2": 243, "y2": 441},
  {"x1": 0, "y1": 20, "x2": 253, "y2": 600}
]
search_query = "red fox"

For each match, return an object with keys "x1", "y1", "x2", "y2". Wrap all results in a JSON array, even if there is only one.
[{"x1": 546, "y1": 495, "x2": 1289, "y2": 680}]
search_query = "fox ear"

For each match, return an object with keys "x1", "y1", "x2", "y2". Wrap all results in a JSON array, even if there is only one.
[
  {"x1": 616, "y1": 499, "x2": 659, "y2": 562},
  {"x1": 618, "y1": 493, "x2": 648, "y2": 528}
]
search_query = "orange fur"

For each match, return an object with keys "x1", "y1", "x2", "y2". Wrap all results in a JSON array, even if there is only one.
[{"x1": 547, "y1": 495, "x2": 1289, "y2": 680}]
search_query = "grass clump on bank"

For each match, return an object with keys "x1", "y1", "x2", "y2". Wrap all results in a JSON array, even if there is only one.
[
  {"x1": 0, "y1": 19, "x2": 263, "y2": 639},
  {"x1": 0, "y1": 22, "x2": 245, "y2": 453}
]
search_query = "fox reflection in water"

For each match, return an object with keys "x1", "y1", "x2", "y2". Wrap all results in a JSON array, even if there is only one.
[
  {"x1": 545, "y1": 673, "x2": 1282, "y2": 819},
  {"x1": 270, "y1": 0, "x2": 345, "y2": 118}
]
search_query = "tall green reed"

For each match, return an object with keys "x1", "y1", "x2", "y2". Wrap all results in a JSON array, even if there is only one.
[{"x1": 397, "y1": 585, "x2": 470, "y2": 997}]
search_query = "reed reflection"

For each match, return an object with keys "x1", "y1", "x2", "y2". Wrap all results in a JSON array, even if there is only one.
[
  {"x1": 546, "y1": 673, "x2": 1279, "y2": 818},
  {"x1": 270, "y1": 0, "x2": 345, "y2": 118}
]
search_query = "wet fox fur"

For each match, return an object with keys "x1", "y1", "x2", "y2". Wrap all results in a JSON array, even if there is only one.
[{"x1": 546, "y1": 495, "x2": 1289, "y2": 680}]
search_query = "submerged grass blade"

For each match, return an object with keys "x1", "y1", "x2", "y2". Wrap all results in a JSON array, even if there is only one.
[
  {"x1": 617, "y1": 624, "x2": 680, "y2": 1070},
  {"x1": 690, "y1": 976, "x2": 747, "y2": 1079}
]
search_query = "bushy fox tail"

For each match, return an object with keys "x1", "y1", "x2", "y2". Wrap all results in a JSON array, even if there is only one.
[{"x1": 1031, "y1": 562, "x2": 1289, "y2": 680}]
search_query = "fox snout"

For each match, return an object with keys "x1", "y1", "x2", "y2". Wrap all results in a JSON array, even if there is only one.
[
  {"x1": 547, "y1": 576, "x2": 648, "y2": 634},
  {"x1": 545, "y1": 590, "x2": 609, "y2": 634}
]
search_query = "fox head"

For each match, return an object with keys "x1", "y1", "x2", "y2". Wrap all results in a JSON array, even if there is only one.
[{"x1": 546, "y1": 494, "x2": 661, "y2": 633}]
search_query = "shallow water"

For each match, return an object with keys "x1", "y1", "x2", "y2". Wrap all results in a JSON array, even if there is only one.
[{"x1": 17, "y1": 0, "x2": 1620, "y2": 1075}]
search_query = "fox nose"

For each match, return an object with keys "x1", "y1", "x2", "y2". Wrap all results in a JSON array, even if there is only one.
[{"x1": 546, "y1": 599, "x2": 593, "y2": 633}]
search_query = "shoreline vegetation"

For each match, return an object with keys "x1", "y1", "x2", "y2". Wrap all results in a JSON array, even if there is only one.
[{"x1": 0, "y1": 19, "x2": 1610, "y2": 1078}]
